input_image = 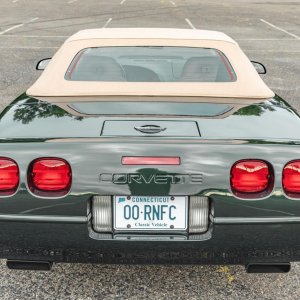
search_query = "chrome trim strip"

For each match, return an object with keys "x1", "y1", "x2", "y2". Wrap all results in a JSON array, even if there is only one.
[
  {"x1": 0, "y1": 214, "x2": 87, "y2": 223},
  {"x1": 214, "y1": 217, "x2": 300, "y2": 224}
]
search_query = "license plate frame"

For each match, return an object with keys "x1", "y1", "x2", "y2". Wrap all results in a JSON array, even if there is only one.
[{"x1": 113, "y1": 196, "x2": 188, "y2": 231}]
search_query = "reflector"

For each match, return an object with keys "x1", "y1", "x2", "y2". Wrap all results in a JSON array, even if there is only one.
[
  {"x1": 283, "y1": 160, "x2": 300, "y2": 198},
  {"x1": 231, "y1": 160, "x2": 273, "y2": 198},
  {"x1": 28, "y1": 158, "x2": 71, "y2": 197},
  {"x1": 189, "y1": 196, "x2": 209, "y2": 233},
  {"x1": 122, "y1": 156, "x2": 180, "y2": 165},
  {"x1": 0, "y1": 158, "x2": 19, "y2": 196},
  {"x1": 92, "y1": 196, "x2": 112, "y2": 232}
]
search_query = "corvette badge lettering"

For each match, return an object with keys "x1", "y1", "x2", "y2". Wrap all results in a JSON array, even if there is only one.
[{"x1": 99, "y1": 173, "x2": 203, "y2": 184}]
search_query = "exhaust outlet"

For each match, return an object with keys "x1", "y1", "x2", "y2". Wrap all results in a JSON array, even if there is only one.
[
  {"x1": 7, "y1": 260, "x2": 53, "y2": 271},
  {"x1": 246, "y1": 263, "x2": 291, "y2": 273}
]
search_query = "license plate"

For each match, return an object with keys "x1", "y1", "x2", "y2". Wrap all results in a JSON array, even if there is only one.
[{"x1": 114, "y1": 196, "x2": 187, "y2": 231}]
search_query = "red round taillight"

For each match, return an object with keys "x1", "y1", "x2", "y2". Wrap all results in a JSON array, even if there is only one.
[
  {"x1": 28, "y1": 158, "x2": 72, "y2": 197},
  {"x1": 230, "y1": 160, "x2": 273, "y2": 199},
  {"x1": 0, "y1": 158, "x2": 19, "y2": 196},
  {"x1": 283, "y1": 160, "x2": 300, "y2": 198}
]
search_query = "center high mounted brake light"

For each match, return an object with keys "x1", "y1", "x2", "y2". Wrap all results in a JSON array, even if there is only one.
[{"x1": 122, "y1": 156, "x2": 180, "y2": 165}]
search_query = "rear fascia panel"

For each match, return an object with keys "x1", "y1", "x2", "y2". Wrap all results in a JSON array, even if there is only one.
[
  {"x1": 1, "y1": 140, "x2": 300, "y2": 218},
  {"x1": 2, "y1": 94, "x2": 300, "y2": 264}
]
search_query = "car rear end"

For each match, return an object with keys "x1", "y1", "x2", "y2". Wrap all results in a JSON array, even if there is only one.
[{"x1": 1, "y1": 95, "x2": 300, "y2": 273}]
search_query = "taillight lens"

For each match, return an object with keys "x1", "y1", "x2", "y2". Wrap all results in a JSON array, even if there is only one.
[
  {"x1": 0, "y1": 158, "x2": 19, "y2": 196},
  {"x1": 28, "y1": 158, "x2": 72, "y2": 197},
  {"x1": 230, "y1": 160, "x2": 273, "y2": 198},
  {"x1": 283, "y1": 160, "x2": 300, "y2": 198}
]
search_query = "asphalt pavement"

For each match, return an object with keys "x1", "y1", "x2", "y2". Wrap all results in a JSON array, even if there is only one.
[{"x1": 0, "y1": 0, "x2": 300, "y2": 299}]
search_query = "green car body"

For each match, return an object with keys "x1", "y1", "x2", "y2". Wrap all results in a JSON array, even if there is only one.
[{"x1": 1, "y1": 93, "x2": 300, "y2": 270}]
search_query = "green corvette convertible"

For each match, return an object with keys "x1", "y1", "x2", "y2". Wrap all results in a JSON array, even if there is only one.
[{"x1": 0, "y1": 28, "x2": 299, "y2": 273}]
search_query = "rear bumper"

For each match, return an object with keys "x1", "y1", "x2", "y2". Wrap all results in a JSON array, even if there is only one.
[{"x1": 1, "y1": 221, "x2": 300, "y2": 264}]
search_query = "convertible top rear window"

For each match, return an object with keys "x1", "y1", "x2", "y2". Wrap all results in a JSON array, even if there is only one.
[
  {"x1": 65, "y1": 47, "x2": 236, "y2": 82},
  {"x1": 68, "y1": 102, "x2": 232, "y2": 117}
]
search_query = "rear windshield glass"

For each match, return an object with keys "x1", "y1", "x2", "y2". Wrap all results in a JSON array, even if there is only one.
[
  {"x1": 68, "y1": 102, "x2": 232, "y2": 117},
  {"x1": 65, "y1": 47, "x2": 236, "y2": 82}
]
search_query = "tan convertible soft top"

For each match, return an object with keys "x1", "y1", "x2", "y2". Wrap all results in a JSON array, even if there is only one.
[{"x1": 27, "y1": 28, "x2": 274, "y2": 100}]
